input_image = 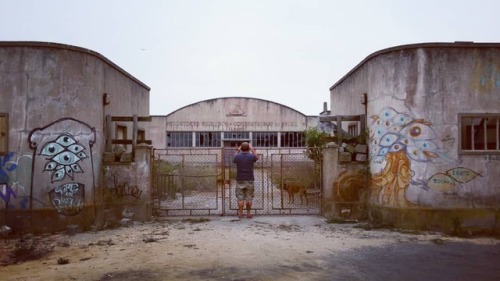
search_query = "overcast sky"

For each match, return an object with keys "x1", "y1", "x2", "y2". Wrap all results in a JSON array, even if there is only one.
[{"x1": 2, "y1": 0, "x2": 500, "y2": 116}]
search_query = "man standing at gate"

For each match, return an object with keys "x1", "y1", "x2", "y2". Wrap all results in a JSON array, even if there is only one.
[{"x1": 233, "y1": 142, "x2": 258, "y2": 219}]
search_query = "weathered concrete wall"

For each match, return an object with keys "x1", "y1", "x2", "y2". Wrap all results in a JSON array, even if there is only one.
[
  {"x1": 149, "y1": 116, "x2": 168, "y2": 149},
  {"x1": 101, "y1": 145, "x2": 152, "y2": 226},
  {"x1": 322, "y1": 144, "x2": 369, "y2": 220},
  {"x1": 0, "y1": 42, "x2": 150, "y2": 233},
  {"x1": 329, "y1": 43, "x2": 500, "y2": 232}
]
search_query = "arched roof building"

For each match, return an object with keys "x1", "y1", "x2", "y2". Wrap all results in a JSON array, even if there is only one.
[{"x1": 149, "y1": 97, "x2": 328, "y2": 149}]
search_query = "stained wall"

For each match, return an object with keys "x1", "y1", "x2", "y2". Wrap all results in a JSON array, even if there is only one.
[
  {"x1": 0, "y1": 42, "x2": 150, "y2": 232},
  {"x1": 329, "y1": 42, "x2": 500, "y2": 231}
]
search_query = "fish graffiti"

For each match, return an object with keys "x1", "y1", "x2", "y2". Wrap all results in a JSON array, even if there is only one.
[{"x1": 413, "y1": 167, "x2": 483, "y2": 193}]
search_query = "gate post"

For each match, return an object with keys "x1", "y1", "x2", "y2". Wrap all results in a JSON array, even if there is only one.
[
  {"x1": 322, "y1": 142, "x2": 339, "y2": 216},
  {"x1": 129, "y1": 144, "x2": 153, "y2": 220}
]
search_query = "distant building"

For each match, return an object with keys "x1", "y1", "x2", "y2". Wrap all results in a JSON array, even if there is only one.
[{"x1": 149, "y1": 97, "x2": 327, "y2": 150}]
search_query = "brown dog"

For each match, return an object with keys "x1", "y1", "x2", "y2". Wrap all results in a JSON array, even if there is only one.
[{"x1": 283, "y1": 183, "x2": 308, "y2": 205}]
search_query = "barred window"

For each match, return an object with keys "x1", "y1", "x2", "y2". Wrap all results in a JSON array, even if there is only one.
[
  {"x1": 167, "y1": 132, "x2": 192, "y2": 147},
  {"x1": 348, "y1": 123, "x2": 358, "y2": 137},
  {"x1": 459, "y1": 114, "x2": 500, "y2": 154},
  {"x1": 195, "y1": 132, "x2": 221, "y2": 147},
  {"x1": 223, "y1": 132, "x2": 250, "y2": 140},
  {"x1": 0, "y1": 113, "x2": 8, "y2": 154},
  {"x1": 281, "y1": 132, "x2": 305, "y2": 147},
  {"x1": 252, "y1": 132, "x2": 278, "y2": 147}
]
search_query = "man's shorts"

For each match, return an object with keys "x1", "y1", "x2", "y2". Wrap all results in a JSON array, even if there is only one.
[{"x1": 235, "y1": 181, "x2": 255, "y2": 201}]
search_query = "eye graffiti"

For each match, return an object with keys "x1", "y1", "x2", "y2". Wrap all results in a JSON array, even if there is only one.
[
  {"x1": 40, "y1": 134, "x2": 87, "y2": 182},
  {"x1": 370, "y1": 108, "x2": 439, "y2": 163}
]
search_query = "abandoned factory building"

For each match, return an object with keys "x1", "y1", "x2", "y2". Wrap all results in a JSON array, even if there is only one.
[
  {"x1": 3, "y1": 40, "x2": 500, "y2": 233},
  {"x1": 148, "y1": 97, "x2": 330, "y2": 150}
]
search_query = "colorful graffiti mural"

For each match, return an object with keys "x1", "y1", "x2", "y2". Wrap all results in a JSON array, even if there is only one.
[
  {"x1": 370, "y1": 107, "x2": 442, "y2": 207},
  {"x1": 369, "y1": 107, "x2": 483, "y2": 207}
]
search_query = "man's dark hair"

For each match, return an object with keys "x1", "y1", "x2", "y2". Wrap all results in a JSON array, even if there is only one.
[{"x1": 240, "y1": 142, "x2": 250, "y2": 151}]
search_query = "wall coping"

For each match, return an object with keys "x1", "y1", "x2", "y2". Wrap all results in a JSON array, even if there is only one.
[
  {"x1": 329, "y1": 41, "x2": 500, "y2": 91},
  {"x1": 0, "y1": 41, "x2": 150, "y2": 91}
]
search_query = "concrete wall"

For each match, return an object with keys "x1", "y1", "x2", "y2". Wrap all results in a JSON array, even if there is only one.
[
  {"x1": 101, "y1": 145, "x2": 152, "y2": 226},
  {"x1": 329, "y1": 42, "x2": 500, "y2": 232},
  {"x1": 149, "y1": 115, "x2": 168, "y2": 149},
  {"x1": 0, "y1": 42, "x2": 150, "y2": 233},
  {"x1": 322, "y1": 144, "x2": 369, "y2": 221}
]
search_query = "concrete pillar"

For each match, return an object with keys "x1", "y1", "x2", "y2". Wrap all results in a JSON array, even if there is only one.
[
  {"x1": 322, "y1": 143, "x2": 339, "y2": 216},
  {"x1": 133, "y1": 144, "x2": 152, "y2": 220}
]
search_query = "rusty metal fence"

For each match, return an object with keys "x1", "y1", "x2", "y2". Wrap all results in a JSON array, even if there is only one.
[{"x1": 152, "y1": 148, "x2": 321, "y2": 216}]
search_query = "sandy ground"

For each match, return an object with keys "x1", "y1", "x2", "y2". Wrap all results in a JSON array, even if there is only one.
[{"x1": 1, "y1": 215, "x2": 500, "y2": 281}]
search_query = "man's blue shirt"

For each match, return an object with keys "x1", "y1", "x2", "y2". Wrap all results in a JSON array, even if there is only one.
[{"x1": 233, "y1": 152, "x2": 258, "y2": 181}]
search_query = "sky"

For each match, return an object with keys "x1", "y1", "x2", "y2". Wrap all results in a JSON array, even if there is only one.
[{"x1": 2, "y1": 0, "x2": 500, "y2": 116}]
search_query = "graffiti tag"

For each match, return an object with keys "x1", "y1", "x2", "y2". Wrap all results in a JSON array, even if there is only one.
[{"x1": 49, "y1": 182, "x2": 85, "y2": 216}]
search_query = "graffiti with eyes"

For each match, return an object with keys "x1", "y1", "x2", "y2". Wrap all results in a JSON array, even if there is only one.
[{"x1": 29, "y1": 118, "x2": 96, "y2": 216}]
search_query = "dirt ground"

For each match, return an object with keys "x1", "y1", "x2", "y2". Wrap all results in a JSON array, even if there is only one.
[{"x1": 1, "y1": 215, "x2": 500, "y2": 281}]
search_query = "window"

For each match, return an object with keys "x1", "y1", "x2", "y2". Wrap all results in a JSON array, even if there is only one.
[
  {"x1": 223, "y1": 132, "x2": 250, "y2": 140},
  {"x1": 0, "y1": 113, "x2": 8, "y2": 154},
  {"x1": 137, "y1": 129, "x2": 146, "y2": 143},
  {"x1": 115, "y1": 124, "x2": 128, "y2": 149},
  {"x1": 252, "y1": 132, "x2": 278, "y2": 147},
  {"x1": 167, "y1": 132, "x2": 192, "y2": 147},
  {"x1": 115, "y1": 124, "x2": 127, "y2": 139},
  {"x1": 281, "y1": 132, "x2": 305, "y2": 147},
  {"x1": 195, "y1": 132, "x2": 221, "y2": 147},
  {"x1": 348, "y1": 123, "x2": 358, "y2": 137},
  {"x1": 460, "y1": 114, "x2": 500, "y2": 153}
]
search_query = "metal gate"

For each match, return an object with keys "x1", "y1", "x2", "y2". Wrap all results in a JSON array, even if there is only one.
[{"x1": 152, "y1": 148, "x2": 321, "y2": 216}]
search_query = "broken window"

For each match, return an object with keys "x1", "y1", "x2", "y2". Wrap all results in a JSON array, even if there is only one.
[
  {"x1": 166, "y1": 132, "x2": 193, "y2": 147},
  {"x1": 460, "y1": 114, "x2": 500, "y2": 153}
]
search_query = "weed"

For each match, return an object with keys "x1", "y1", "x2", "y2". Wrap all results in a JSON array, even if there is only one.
[
  {"x1": 11, "y1": 235, "x2": 54, "y2": 263},
  {"x1": 57, "y1": 257, "x2": 70, "y2": 265}
]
